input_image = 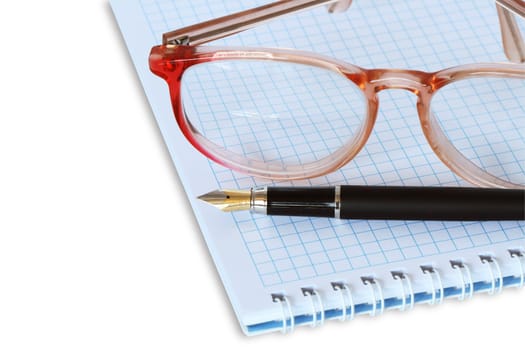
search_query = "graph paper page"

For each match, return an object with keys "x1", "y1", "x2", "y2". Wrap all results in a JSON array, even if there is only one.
[{"x1": 111, "y1": 0, "x2": 525, "y2": 333}]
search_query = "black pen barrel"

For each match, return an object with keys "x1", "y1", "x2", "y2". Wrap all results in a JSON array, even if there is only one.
[
  {"x1": 267, "y1": 187, "x2": 335, "y2": 218},
  {"x1": 340, "y1": 186, "x2": 524, "y2": 221},
  {"x1": 266, "y1": 186, "x2": 525, "y2": 221}
]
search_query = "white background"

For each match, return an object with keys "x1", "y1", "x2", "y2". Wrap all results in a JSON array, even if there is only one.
[{"x1": 0, "y1": 1, "x2": 524, "y2": 349}]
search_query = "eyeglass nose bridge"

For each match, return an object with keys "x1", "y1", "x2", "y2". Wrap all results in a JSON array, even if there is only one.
[{"x1": 365, "y1": 69, "x2": 435, "y2": 98}]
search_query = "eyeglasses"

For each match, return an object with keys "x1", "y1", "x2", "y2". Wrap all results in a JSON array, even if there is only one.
[{"x1": 149, "y1": 0, "x2": 525, "y2": 189}]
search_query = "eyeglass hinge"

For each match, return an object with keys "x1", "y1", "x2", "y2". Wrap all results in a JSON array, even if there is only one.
[{"x1": 165, "y1": 35, "x2": 190, "y2": 46}]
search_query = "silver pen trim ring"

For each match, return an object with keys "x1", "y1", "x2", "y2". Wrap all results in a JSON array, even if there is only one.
[
  {"x1": 251, "y1": 187, "x2": 268, "y2": 214},
  {"x1": 334, "y1": 185, "x2": 341, "y2": 219}
]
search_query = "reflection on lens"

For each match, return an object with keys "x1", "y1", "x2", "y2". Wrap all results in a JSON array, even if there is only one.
[
  {"x1": 431, "y1": 77, "x2": 525, "y2": 185},
  {"x1": 181, "y1": 60, "x2": 366, "y2": 170}
]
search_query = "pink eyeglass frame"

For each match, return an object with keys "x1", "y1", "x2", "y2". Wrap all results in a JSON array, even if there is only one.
[{"x1": 149, "y1": 0, "x2": 525, "y2": 188}]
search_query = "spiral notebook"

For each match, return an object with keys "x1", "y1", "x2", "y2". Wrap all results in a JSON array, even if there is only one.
[{"x1": 111, "y1": 0, "x2": 525, "y2": 335}]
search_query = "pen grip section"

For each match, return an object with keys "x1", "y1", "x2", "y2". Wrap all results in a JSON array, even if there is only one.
[
  {"x1": 339, "y1": 186, "x2": 525, "y2": 221},
  {"x1": 267, "y1": 187, "x2": 335, "y2": 218}
]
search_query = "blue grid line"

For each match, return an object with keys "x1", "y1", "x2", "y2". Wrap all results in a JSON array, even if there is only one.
[{"x1": 138, "y1": 0, "x2": 164, "y2": 40}]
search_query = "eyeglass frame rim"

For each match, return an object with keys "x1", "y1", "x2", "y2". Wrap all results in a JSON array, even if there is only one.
[
  {"x1": 150, "y1": 0, "x2": 525, "y2": 187},
  {"x1": 149, "y1": 44, "x2": 525, "y2": 188}
]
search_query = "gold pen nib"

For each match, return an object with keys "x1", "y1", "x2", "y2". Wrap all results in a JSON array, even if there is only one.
[{"x1": 197, "y1": 189, "x2": 251, "y2": 212}]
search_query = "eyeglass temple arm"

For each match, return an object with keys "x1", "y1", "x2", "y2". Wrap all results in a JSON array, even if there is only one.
[
  {"x1": 162, "y1": 0, "x2": 352, "y2": 46},
  {"x1": 496, "y1": 0, "x2": 525, "y2": 62},
  {"x1": 162, "y1": 0, "x2": 525, "y2": 63}
]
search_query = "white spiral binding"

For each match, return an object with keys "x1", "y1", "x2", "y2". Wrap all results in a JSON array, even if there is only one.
[
  {"x1": 302, "y1": 288, "x2": 325, "y2": 327},
  {"x1": 509, "y1": 249, "x2": 525, "y2": 288},
  {"x1": 450, "y1": 260, "x2": 474, "y2": 300},
  {"x1": 361, "y1": 277, "x2": 384, "y2": 316},
  {"x1": 272, "y1": 294, "x2": 294, "y2": 334},
  {"x1": 391, "y1": 271, "x2": 414, "y2": 311},
  {"x1": 480, "y1": 255, "x2": 503, "y2": 294},
  {"x1": 331, "y1": 282, "x2": 355, "y2": 321},
  {"x1": 268, "y1": 247, "x2": 523, "y2": 333},
  {"x1": 421, "y1": 266, "x2": 444, "y2": 304}
]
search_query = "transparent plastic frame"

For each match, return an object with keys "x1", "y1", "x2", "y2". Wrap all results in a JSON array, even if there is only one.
[{"x1": 149, "y1": 0, "x2": 525, "y2": 188}]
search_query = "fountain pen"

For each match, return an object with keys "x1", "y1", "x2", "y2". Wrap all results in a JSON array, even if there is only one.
[{"x1": 198, "y1": 185, "x2": 525, "y2": 221}]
